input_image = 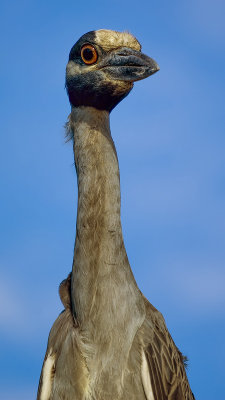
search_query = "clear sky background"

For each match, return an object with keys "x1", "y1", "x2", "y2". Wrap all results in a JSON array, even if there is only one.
[{"x1": 0, "y1": 0, "x2": 225, "y2": 399}]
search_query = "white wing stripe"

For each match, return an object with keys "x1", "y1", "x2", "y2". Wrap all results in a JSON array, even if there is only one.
[
  {"x1": 141, "y1": 350, "x2": 155, "y2": 400},
  {"x1": 40, "y1": 350, "x2": 55, "y2": 400}
]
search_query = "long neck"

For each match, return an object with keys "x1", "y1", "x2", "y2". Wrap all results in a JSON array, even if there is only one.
[{"x1": 70, "y1": 107, "x2": 144, "y2": 334}]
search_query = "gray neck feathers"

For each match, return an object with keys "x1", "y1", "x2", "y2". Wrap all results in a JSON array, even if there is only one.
[{"x1": 69, "y1": 107, "x2": 145, "y2": 389}]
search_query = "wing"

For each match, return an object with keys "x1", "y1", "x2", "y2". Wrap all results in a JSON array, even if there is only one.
[
  {"x1": 37, "y1": 274, "x2": 89, "y2": 400},
  {"x1": 141, "y1": 299, "x2": 195, "y2": 400},
  {"x1": 36, "y1": 308, "x2": 77, "y2": 400}
]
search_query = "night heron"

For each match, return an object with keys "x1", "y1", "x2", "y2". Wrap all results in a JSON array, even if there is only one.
[{"x1": 37, "y1": 29, "x2": 194, "y2": 400}]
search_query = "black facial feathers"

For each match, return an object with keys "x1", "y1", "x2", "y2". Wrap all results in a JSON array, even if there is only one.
[{"x1": 69, "y1": 31, "x2": 98, "y2": 62}]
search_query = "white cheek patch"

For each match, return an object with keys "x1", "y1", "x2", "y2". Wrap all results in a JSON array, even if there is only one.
[
  {"x1": 40, "y1": 350, "x2": 55, "y2": 400},
  {"x1": 66, "y1": 61, "x2": 83, "y2": 77},
  {"x1": 141, "y1": 350, "x2": 155, "y2": 400}
]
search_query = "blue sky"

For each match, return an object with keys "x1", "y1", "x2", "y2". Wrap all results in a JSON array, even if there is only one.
[{"x1": 0, "y1": 0, "x2": 225, "y2": 399}]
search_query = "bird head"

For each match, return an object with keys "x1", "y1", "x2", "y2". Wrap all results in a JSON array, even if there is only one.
[{"x1": 66, "y1": 29, "x2": 159, "y2": 112}]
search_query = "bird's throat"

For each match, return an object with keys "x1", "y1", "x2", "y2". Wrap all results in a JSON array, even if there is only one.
[
  {"x1": 70, "y1": 106, "x2": 144, "y2": 336},
  {"x1": 70, "y1": 107, "x2": 123, "y2": 320},
  {"x1": 69, "y1": 106, "x2": 145, "y2": 390}
]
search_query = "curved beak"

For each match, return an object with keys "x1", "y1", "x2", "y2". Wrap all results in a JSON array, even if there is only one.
[{"x1": 97, "y1": 47, "x2": 159, "y2": 82}]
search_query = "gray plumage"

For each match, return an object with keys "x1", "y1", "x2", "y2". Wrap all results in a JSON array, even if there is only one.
[{"x1": 37, "y1": 29, "x2": 194, "y2": 400}]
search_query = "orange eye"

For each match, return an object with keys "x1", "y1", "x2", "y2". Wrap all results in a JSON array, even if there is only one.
[{"x1": 81, "y1": 44, "x2": 98, "y2": 65}]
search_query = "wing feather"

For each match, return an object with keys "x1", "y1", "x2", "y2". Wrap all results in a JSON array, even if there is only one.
[{"x1": 141, "y1": 299, "x2": 195, "y2": 400}]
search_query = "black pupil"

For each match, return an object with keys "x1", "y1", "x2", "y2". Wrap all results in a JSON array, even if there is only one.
[{"x1": 83, "y1": 48, "x2": 94, "y2": 61}]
